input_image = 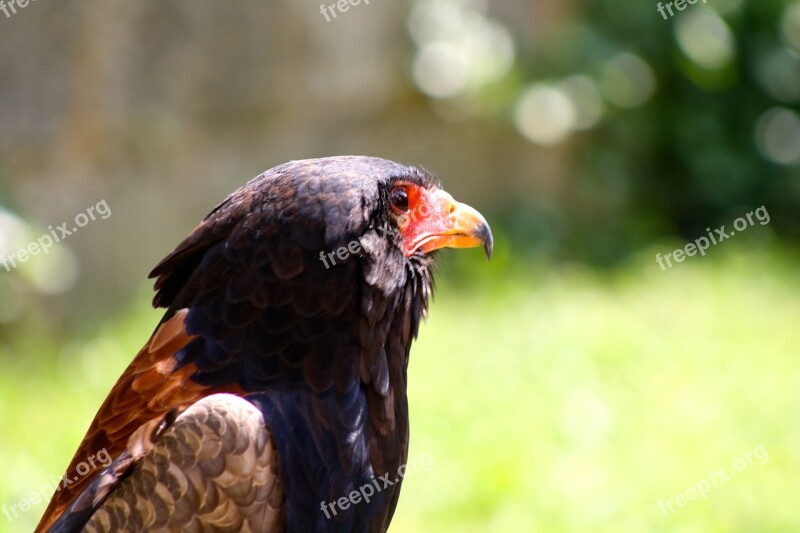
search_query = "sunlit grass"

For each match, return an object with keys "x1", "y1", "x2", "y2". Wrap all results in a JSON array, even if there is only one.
[
  {"x1": 399, "y1": 243, "x2": 800, "y2": 532},
  {"x1": 1, "y1": 244, "x2": 799, "y2": 532}
]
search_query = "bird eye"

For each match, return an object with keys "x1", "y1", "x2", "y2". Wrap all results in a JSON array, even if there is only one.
[{"x1": 390, "y1": 187, "x2": 410, "y2": 212}]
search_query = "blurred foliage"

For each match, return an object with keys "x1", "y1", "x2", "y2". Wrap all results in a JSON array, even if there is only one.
[
  {"x1": 408, "y1": 0, "x2": 800, "y2": 264},
  {"x1": 0, "y1": 1, "x2": 797, "y2": 318}
]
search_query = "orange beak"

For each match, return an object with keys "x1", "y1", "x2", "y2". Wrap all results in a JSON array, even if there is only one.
[{"x1": 402, "y1": 189, "x2": 493, "y2": 259}]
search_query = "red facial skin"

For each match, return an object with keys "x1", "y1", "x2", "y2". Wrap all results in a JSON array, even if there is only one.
[{"x1": 391, "y1": 182, "x2": 493, "y2": 259}]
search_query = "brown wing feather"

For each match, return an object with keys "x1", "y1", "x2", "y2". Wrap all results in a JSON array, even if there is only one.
[
  {"x1": 36, "y1": 311, "x2": 244, "y2": 532},
  {"x1": 81, "y1": 394, "x2": 283, "y2": 532}
]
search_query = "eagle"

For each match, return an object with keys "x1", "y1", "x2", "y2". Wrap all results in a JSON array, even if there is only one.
[{"x1": 36, "y1": 156, "x2": 493, "y2": 532}]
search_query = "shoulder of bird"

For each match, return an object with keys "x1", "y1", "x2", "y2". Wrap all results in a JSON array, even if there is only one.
[{"x1": 36, "y1": 155, "x2": 492, "y2": 533}]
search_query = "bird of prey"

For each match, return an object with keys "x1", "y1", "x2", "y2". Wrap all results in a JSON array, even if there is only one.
[{"x1": 36, "y1": 156, "x2": 493, "y2": 532}]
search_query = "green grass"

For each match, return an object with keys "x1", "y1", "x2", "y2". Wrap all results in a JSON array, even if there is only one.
[{"x1": 2, "y1": 243, "x2": 799, "y2": 531}]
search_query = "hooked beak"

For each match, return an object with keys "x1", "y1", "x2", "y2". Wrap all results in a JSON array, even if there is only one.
[{"x1": 403, "y1": 189, "x2": 493, "y2": 260}]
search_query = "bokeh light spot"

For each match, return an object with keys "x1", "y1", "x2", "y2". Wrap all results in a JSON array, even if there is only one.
[
  {"x1": 781, "y1": 2, "x2": 800, "y2": 52},
  {"x1": 409, "y1": 0, "x2": 515, "y2": 100},
  {"x1": 413, "y1": 42, "x2": 468, "y2": 99},
  {"x1": 601, "y1": 53, "x2": 656, "y2": 109},
  {"x1": 514, "y1": 84, "x2": 576, "y2": 145},
  {"x1": 675, "y1": 8, "x2": 736, "y2": 70},
  {"x1": 755, "y1": 107, "x2": 800, "y2": 165},
  {"x1": 558, "y1": 75, "x2": 605, "y2": 130},
  {"x1": 756, "y1": 48, "x2": 800, "y2": 103},
  {"x1": 25, "y1": 246, "x2": 79, "y2": 295}
]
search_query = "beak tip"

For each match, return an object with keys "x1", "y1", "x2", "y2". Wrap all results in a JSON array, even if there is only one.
[{"x1": 478, "y1": 221, "x2": 493, "y2": 261}]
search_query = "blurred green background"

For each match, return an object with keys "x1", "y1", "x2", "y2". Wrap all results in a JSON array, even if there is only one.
[{"x1": 1, "y1": 0, "x2": 798, "y2": 531}]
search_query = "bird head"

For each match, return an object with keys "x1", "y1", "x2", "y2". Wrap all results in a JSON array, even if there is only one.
[
  {"x1": 288, "y1": 156, "x2": 493, "y2": 299},
  {"x1": 376, "y1": 172, "x2": 493, "y2": 260}
]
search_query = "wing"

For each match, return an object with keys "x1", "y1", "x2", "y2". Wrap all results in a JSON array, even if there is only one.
[
  {"x1": 37, "y1": 311, "x2": 245, "y2": 532},
  {"x1": 49, "y1": 394, "x2": 283, "y2": 532}
]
